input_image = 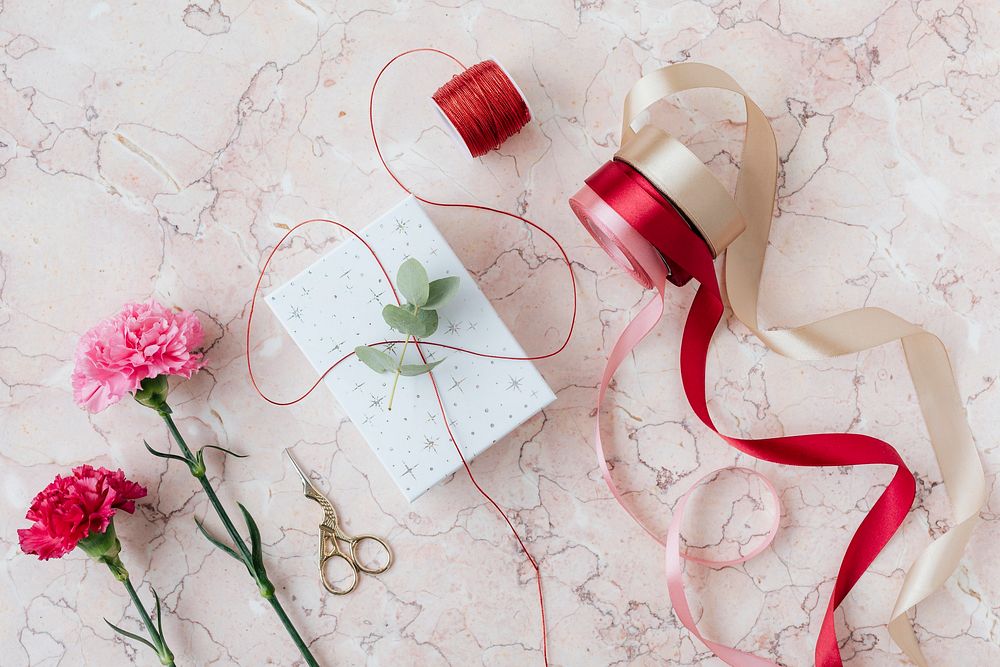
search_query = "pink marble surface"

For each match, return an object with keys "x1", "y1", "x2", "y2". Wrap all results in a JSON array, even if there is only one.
[{"x1": 2, "y1": 1, "x2": 999, "y2": 665}]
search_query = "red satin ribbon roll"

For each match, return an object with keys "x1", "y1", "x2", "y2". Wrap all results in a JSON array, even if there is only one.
[
  {"x1": 574, "y1": 160, "x2": 692, "y2": 287},
  {"x1": 572, "y1": 159, "x2": 916, "y2": 667}
]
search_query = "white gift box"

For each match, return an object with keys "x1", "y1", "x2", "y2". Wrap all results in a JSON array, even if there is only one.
[{"x1": 266, "y1": 196, "x2": 556, "y2": 501}]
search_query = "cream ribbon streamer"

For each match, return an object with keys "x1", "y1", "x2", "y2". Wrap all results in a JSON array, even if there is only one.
[{"x1": 620, "y1": 63, "x2": 986, "y2": 665}]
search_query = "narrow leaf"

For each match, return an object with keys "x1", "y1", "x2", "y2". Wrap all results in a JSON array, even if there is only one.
[
  {"x1": 354, "y1": 345, "x2": 395, "y2": 373},
  {"x1": 201, "y1": 444, "x2": 248, "y2": 459},
  {"x1": 194, "y1": 517, "x2": 242, "y2": 562},
  {"x1": 424, "y1": 276, "x2": 460, "y2": 309},
  {"x1": 399, "y1": 359, "x2": 445, "y2": 376},
  {"x1": 238, "y1": 503, "x2": 267, "y2": 577},
  {"x1": 415, "y1": 309, "x2": 438, "y2": 338},
  {"x1": 382, "y1": 304, "x2": 423, "y2": 337},
  {"x1": 143, "y1": 440, "x2": 191, "y2": 465},
  {"x1": 397, "y1": 257, "x2": 429, "y2": 306},
  {"x1": 105, "y1": 619, "x2": 157, "y2": 651},
  {"x1": 151, "y1": 587, "x2": 164, "y2": 639}
]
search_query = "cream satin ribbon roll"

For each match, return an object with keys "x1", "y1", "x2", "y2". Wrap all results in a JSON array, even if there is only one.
[
  {"x1": 615, "y1": 125, "x2": 744, "y2": 257},
  {"x1": 618, "y1": 62, "x2": 986, "y2": 665}
]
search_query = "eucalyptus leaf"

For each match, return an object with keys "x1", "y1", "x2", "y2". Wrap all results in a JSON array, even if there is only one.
[
  {"x1": 424, "y1": 276, "x2": 460, "y2": 309},
  {"x1": 415, "y1": 308, "x2": 438, "y2": 338},
  {"x1": 397, "y1": 258, "x2": 429, "y2": 306},
  {"x1": 355, "y1": 345, "x2": 395, "y2": 373},
  {"x1": 399, "y1": 359, "x2": 445, "y2": 376},
  {"x1": 400, "y1": 304, "x2": 437, "y2": 337},
  {"x1": 382, "y1": 304, "x2": 423, "y2": 336}
]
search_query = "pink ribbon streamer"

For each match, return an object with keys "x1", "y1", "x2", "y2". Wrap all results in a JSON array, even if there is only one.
[{"x1": 573, "y1": 184, "x2": 782, "y2": 665}]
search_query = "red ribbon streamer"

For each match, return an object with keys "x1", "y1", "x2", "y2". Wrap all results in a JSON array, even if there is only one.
[{"x1": 582, "y1": 159, "x2": 916, "y2": 666}]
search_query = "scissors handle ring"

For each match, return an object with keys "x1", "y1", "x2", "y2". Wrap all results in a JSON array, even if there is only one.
[
  {"x1": 349, "y1": 534, "x2": 394, "y2": 575},
  {"x1": 320, "y1": 550, "x2": 360, "y2": 596}
]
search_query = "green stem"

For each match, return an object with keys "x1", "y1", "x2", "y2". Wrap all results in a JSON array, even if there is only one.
[
  {"x1": 158, "y1": 410, "x2": 320, "y2": 667},
  {"x1": 109, "y1": 563, "x2": 176, "y2": 666},
  {"x1": 265, "y1": 595, "x2": 317, "y2": 665},
  {"x1": 387, "y1": 334, "x2": 412, "y2": 411},
  {"x1": 161, "y1": 413, "x2": 251, "y2": 561}
]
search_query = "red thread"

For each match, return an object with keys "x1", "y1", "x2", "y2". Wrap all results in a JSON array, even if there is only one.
[
  {"x1": 432, "y1": 59, "x2": 531, "y2": 157},
  {"x1": 247, "y1": 48, "x2": 572, "y2": 665}
]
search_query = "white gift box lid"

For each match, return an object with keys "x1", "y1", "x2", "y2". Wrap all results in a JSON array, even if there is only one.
[{"x1": 266, "y1": 196, "x2": 556, "y2": 501}]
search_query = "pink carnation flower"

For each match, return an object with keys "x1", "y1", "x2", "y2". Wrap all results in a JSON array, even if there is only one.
[
  {"x1": 72, "y1": 300, "x2": 205, "y2": 413},
  {"x1": 18, "y1": 465, "x2": 147, "y2": 560}
]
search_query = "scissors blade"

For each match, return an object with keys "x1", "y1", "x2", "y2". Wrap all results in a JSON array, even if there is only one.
[{"x1": 283, "y1": 448, "x2": 323, "y2": 497}]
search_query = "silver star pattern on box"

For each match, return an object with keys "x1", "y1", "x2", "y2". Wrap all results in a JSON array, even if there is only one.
[{"x1": 266, "y1": 196, "x2": 556, "y2": 502}]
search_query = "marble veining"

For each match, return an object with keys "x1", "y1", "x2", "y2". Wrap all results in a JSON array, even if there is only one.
[{"x1": 2, "y1": 1, "x2": 999, "y2": 665}]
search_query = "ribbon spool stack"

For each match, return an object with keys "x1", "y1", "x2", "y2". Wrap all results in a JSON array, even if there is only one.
[
  {"x1": 570, "y1": 63, "x2": 985, "y2": 667},
  {"x1": 430, "y1": 58, "x2": 532, "y2": 158}
]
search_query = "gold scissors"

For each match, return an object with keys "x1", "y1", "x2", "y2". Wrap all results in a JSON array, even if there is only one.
[{"x1": 284, "y1": 449, "x2": 393, "y2": 595}]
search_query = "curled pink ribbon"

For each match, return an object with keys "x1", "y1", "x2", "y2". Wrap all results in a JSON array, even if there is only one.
[
  {"x1": 665, "y1": 468, "x2": 781, "y2": 667},
  {"x1": 573, "y1": 183, "x2": 784, "y2": 666}
]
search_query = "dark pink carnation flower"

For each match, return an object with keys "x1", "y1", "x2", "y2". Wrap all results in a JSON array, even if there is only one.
[
  {"x1": 17, "y1": 465, "x2": 147, "y2": 560},
  {"x1": 72, "y1": 300, "x2": 205, "y2": 413}
]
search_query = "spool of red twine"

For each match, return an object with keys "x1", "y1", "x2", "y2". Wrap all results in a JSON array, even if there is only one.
[{"x1": 431, "y1": 59, "x2": 531, "y2": 157}]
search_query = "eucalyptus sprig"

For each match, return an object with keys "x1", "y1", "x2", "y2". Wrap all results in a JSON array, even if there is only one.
[{"x1": 355, "y1": 257, "x2": 460, "y2": 410}]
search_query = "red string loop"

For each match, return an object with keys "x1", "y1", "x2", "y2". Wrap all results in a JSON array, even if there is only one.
[{"x1": 246, "y1": 49, "x2": 574, "y2": 665}]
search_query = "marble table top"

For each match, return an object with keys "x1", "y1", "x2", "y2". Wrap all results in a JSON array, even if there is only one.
[{"x1": 2, "y1": 1, "x2": 998, "y2": 665}]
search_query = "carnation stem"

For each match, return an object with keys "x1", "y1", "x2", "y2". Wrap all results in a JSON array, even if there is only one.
[
  {"x1": 157, "y1": 410, "x2": 320, "y2": 667},
  {"x1": 107, "y1": 560, "x2": 176, "y2": 666}
]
